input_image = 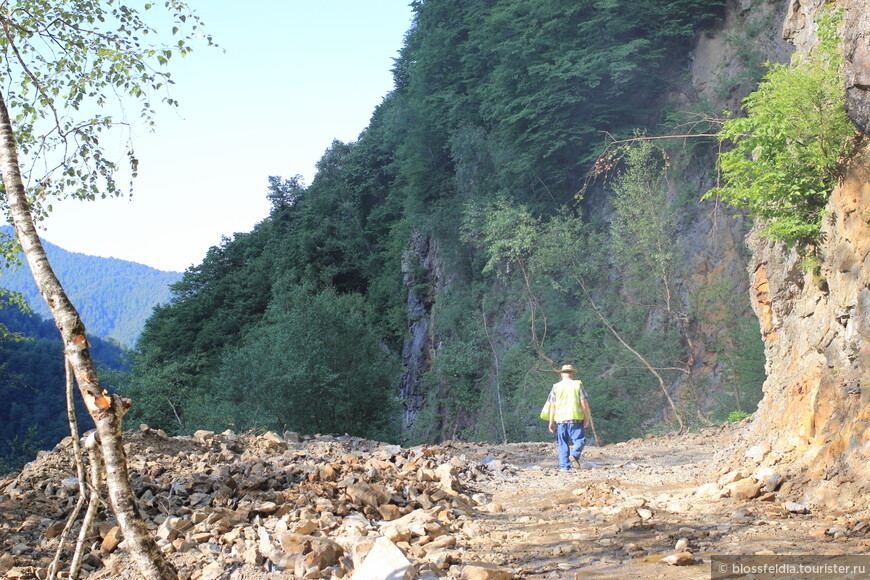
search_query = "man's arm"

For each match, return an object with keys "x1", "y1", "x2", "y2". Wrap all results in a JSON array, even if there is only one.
[
  {"x1": 546, "y1": 386, "x2": 556, "y2": 433},
  {"x1": 548, "y1": 402, "x2": 556, "y2": 433}
]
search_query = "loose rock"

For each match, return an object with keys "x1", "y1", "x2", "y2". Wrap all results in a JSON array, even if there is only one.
[
  {"x1": 351, "y1": 536, "x2": 414, "y2": 580},
  {"x1": 661, "y1": 552, "x2": 696, "y2": 566}
]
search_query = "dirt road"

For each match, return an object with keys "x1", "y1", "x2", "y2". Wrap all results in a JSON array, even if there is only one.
[{"x1": 453, "y1": 426, "x2": 870, "y2": 579}]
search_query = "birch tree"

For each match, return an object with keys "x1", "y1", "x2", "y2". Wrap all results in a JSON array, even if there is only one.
[{"x1": 0, "y1": 2, "x2": 211, "y2": 578}]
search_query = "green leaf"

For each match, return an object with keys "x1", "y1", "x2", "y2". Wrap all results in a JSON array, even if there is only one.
[{"x1": 707, "y1": 7, "x2": 854, "y2": 247}]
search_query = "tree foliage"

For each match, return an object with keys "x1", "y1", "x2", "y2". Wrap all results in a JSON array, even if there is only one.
[
  {"x1": 0, "y1": 301, "x2": 125, "y2": 472},
  {"x1": 0, "y1": 0, "x2": 213, "y2": 218},
  {"x1": 127, "y1": 0, "x2": 769, "y2": 446},
  {"x1": 610, "y1": 140, "x2": 678, "y2": 309},
  {"x1": 705, "y1": 9, "x2": 855, "y2": 246},
  {"x1": 466, "y1": 200, "x2": 692, "y2": 439},
  {"x1": 132, "y1": 120, "x2": 407, "y2": 439},
  {"x1": 213, "y1": 286, "x2": 399, "y2": 440},
  {"x1": 396, "y1": 0, "x2": 723, "y2": 209}
]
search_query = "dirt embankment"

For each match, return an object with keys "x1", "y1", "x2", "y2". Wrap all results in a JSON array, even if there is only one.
[{"x1": 1, "y1": 421, "x2": 869, "y2": 579}]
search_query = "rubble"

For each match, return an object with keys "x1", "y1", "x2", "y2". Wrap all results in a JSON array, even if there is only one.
[
  {"x1": 351, "y1": 536, "x2": 413, "y2": 580},
  {"x1": 1, "y1": 422, "x2": 869, "y2": 579},
  {"x1": 0, "y1": 427, "x2": 502, "y2": 579}
]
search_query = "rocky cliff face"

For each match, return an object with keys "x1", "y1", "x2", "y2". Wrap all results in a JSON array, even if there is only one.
[
  {"x1": 843, "y1": 0, "x2": 870, "y2": 133},
  {"x1": 398, "y1": 0, "x2": 798, "y2": 437},
  {"x1": 399, "y1": 230, "x2": 448, "y2": 431},
  {"x1": 747, "y1": 144, "x2": 870, "y2": 508},
  {"x1": 744, "y1": 0, "x2": 870, "y2": 507}
]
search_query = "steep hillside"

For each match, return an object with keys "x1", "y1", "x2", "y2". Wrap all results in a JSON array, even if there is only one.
[
  {"x1": 130, "y1": 0, "x2": 777, "y2": 445},
  {"x1": 0, "y1": 227, "x2": 182, "y2": 347},
  {"x1": 0, "y1": 302, "x2": 126, "y2": 471},
  {"x1": 120, "y1": 0, "x2": 861, "y2": 482}
]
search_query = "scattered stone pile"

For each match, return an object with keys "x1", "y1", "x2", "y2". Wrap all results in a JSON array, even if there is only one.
[
  {"x1": 0, "y1": 426, "x2": 518, "y2": 580},
  {"x1": 5, "y1": 423, "x2": 870, "y2": 579}
]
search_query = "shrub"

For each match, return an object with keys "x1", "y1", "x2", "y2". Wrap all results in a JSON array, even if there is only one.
[
  {"x1": 705, "y1": 9, "x2": 856, "y2": 247},
  {"x1": 727, "y1": 410, "x2": 752, "y2": 423}
]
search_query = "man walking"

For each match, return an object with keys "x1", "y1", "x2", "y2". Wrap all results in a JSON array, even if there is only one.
[{"x1": 544, "y1": 364, "x2": 592, "y2": 471}]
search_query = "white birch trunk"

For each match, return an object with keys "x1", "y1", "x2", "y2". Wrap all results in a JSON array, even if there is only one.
[{"x1": 0, "y1": 89, "x2": 178, "y2": 580}]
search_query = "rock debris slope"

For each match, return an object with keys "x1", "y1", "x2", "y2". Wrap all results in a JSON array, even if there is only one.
[{"x1": 1, "y1": 423, "x2": 869, "y2": 579}]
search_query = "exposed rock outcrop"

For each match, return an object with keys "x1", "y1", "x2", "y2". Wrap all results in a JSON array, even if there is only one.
[
  {"x1": 743, "y1": 0, "x2": 870, "y2": 507},
  {"x1": 844, "y1": 0, "x2": 870, "y2": 133},
  {"x1": 784, "y1": 0, "x2": 870, "y2": 133},
  {"x1": 746, "y1": 141, "x2": 870, "y2": 508},
  {"x1": 400, "y1": 231, "x2": 448, "y2": 431}
]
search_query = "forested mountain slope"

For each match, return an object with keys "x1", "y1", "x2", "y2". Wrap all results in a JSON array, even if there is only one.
[
  {"x1": 129, "y1": 0, "x2": 785, "y2": 445},
  {"x1": 0, "y1": 302, "x2": 125, "y2": 471},
  {"x1": 0, "y1": 227, "x2": 182, "y2": 348}
]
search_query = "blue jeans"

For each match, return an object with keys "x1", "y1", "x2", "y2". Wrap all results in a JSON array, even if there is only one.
[{"x1": 556, "y1": 422, "x2": 586, "y2": 470}]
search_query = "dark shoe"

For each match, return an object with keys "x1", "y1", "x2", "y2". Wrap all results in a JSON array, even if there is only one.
[{"x1": 570, "y1": 455, "x2": 582, "y2": 469}]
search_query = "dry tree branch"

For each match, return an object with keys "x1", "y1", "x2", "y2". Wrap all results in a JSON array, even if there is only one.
[
  {"x1": 578, "y1": 123, "x2": 724, "y2": 199},
  {"x1": 47, "y1": 357, "x2": 88, "y2": 580},
  {"x1": 481, "y1": 298, "x2": 508, "y2": 444},
  {"x1": 568, "y1": 260, "x2": 685, "y2": 432}
]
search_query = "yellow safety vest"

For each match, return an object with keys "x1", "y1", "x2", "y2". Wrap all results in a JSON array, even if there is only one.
[{"x1": 540, "y1": 378, "x2": 585, "y2": 422}]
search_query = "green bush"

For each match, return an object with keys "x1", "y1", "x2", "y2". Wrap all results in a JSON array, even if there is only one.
[
  {"x1": 727, "y1": 410, "x2": 752, "y2": 423},
  {"x1": 211, "y1": 286, "x2": 400, "y2": 441},
  {"x1": 705, "y1": 9, "x2": 855, "y2": 247}
]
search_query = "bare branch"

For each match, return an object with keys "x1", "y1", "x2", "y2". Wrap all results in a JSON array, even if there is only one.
[{"x1": 567, "y1": 260, "x2": 685, "y2": 433}]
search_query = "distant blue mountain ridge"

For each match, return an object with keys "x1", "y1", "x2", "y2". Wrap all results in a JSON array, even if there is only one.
[{"x1": 0, "y1": 226, "x2": 182, "y2": 348}]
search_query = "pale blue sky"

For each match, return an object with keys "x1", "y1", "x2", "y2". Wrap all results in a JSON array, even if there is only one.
[{"x1": 41, "y1": 2, "x2": 414, "y2": 272}]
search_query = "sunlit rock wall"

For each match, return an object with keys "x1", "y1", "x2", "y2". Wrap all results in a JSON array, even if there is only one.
[{"x1": 745, "y1": 0, "x2": 870, "y2": 508}]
